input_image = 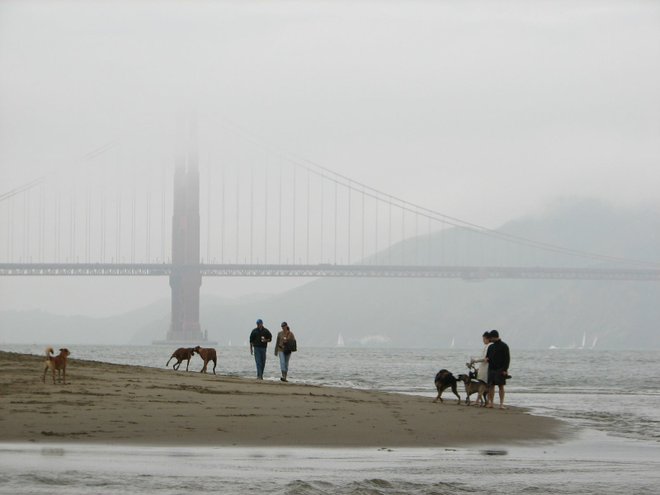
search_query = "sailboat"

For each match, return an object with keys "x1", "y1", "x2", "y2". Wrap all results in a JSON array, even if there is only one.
[
  {"x1": 450, "y1": 337, "x2": 455, "y2": 349},
  {"x1": 590, "y1": 336, "x2": 598, "y2": 349},
  {"x1": 578, "y1": 332, "x2": 587, "y2": 349},
  {"x1": 337, "y1": 333, "x2": 345, "y2": 347}
]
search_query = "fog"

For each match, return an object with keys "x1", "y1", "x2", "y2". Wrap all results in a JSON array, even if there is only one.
[{"x1": 1, "y1": 1, "x2": 659, "y2": 344}]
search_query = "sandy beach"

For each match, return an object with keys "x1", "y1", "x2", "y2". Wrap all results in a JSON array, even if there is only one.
[{"x1": 0, "y1": 350, "x2": 566, "y2": 447}]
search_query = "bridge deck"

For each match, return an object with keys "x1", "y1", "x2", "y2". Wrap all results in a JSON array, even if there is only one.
[{"x1": 1, "y1": 263, "x2": 659, "y2": 281}]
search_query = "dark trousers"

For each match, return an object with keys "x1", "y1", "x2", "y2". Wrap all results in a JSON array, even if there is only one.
[{"x1": 253, "y1": 346, "x2": 267, "y2": 378}]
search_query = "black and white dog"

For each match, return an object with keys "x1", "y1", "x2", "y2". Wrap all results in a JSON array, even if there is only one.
[{"x1": 433, "y1": 369, "x2": 461, "y2": 404}]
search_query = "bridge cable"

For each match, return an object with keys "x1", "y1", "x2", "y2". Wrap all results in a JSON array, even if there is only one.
[{"x1": 0, "y1": 141, "x2": 118, "y2": 203}]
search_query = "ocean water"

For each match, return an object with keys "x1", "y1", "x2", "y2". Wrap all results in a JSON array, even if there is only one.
[{"x1": 1, "y1": 345, "x2": 659, "y2": 494}]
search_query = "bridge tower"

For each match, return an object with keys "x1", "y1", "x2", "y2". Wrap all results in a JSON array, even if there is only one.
[{"x1": 160, "y1": 119, "x2": 207, "y2": 344}]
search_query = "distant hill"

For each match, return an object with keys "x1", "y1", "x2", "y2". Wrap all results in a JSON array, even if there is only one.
[
  {"x1": 190, "y1": 199, "x2": 660, "y2": 350},
  {"x1": 0, "y1": 300, "x2": 170, "y2": 345},
  {"x1": 2, "y1": 199, "x2": 659, "y2": 349}
]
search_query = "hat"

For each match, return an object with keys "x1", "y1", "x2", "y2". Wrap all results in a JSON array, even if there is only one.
[
  {"x1": 256, "y1": 319, "x2": 263, "y2": 325},
  {"x1": 489, "y1": 329, "x2": 499, "y2": 338},
  {"x1": 482, "y1": 331, "x2": 490, "y2": 337},
  {"x1": 281, "y1": 321, "x2": 288, "y2": 327}
]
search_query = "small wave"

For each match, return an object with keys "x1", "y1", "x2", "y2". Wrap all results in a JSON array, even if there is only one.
[
  {"x1": 283, "y1": 480, "x2": 333, "y2": 495},
  {"x1": 25, "y1": 474, "x2": 72, "y2": 486},
  {"x1": 564, "y1": 410, "x2": 660, "y2": 442},
  {"x1": 40, "y1": 447, "x2": 66, "y2": 456},
  {"x1": 282, "y1": 479, "x2": 471, "y2": 495}
]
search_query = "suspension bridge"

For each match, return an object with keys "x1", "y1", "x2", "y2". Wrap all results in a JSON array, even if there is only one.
[{"x1": 2, "y1": 118, "x2": 659, "y2": 343}]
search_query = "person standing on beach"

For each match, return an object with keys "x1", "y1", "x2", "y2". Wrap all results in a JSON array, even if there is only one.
[
  {"x1": 249, "y1": 319, "x2": 272, "y2": 379},
  {"x1": 469, "y1": 331, "x2": 492, "y2": 383},
  {"x1": 486, "y1": 329, "x2": 510, "y2": 409},
  {"x1": 274, "y1": 321, "x2": 297, "y2": 382}
]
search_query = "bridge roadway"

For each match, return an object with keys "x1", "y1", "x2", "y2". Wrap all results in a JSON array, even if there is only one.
[{"x1": 1, "y1": 263, "x2": 659, "y2": 281}]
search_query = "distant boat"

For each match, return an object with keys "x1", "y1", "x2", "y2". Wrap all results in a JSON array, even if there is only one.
[
  {"x1": 578, "y1": 332, "x2": 587, "y2": 349},
  {"x1": 450, "y1": 337, "x2": 455, "y2": 349},
  {"x1": 337, "y1": 333, "x2": 345, "y2": 347},
  {"x1": 590, "y1": 336, "x2": 598, "y2": 349}
]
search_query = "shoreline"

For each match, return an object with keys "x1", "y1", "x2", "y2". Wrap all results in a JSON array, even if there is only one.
[{"x1": 0, "y1": 350, "x2": 568, "y2": 447}]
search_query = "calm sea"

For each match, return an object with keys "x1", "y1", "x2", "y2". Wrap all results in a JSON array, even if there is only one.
[{"x1": 1, "y1": 345, "x2": 659, "y2": 494}]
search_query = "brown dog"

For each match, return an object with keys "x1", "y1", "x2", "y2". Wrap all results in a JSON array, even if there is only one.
[
  {"x1": 193, "y1": 346, "x2": 217, "y2": 374},
  {"x1": 166, "y1": 347, "x2": 195, "y2": 371},
  {"x1": 42, "y1": 347, "x2": 70, "y2": 384},
  {"x1": 457, "y1": 373, "x2": 488, "y2": 406}
]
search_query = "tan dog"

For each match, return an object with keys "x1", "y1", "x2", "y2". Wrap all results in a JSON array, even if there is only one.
[
  {"x1": 193, "y1": 346, "x2": 217, "y2": 374},
  {"x1": 42, "y1": 347, "x2": 70, "y2": 384},
  {"x1": 457, "y1": 373, "x2": 488, "y2": 406}
]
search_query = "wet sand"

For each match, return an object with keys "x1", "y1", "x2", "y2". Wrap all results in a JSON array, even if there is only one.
[{"x1": 0, "y1": 350, "x2": 567, "y2": 447}]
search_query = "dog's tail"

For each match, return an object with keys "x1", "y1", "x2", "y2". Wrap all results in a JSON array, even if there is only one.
[{"x1": 45, "y1": 347, "x2": 54, "y2": 356}]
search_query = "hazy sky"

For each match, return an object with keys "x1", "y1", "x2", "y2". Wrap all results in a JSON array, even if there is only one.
[{"x1": 1, "y1": 0, "x2": 659, "y2": 316}]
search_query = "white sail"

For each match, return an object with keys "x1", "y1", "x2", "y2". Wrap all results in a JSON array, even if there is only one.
[
  {"x1": 337, "y1": 333, "x2": 345, "y2": 347},
  {"x1": 579, "y1": 332, "x2": 587, "y2": 349},
  {"x1": 590, "y1": 336, "x2": 598, "y2": 349},
  {"x1": 450, "y1": 337, "x2": 455, "y2": 349}
]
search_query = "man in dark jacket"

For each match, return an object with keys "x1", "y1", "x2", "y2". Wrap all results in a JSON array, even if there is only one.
[
  {"x1": 249, "y1": 319, "x2": 272, "y2": 379},
  {"x1": 486, "y1": 329, "x2": 510, "y2": 409}
]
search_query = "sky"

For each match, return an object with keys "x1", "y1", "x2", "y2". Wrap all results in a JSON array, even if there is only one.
[{"x1": 1, "y1": 0, "x2": 659, "y2": 316}]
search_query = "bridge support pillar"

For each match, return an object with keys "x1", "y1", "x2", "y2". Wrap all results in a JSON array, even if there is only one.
[{"x1": 154, "y1": 119, "x2": 213, "y2": 345}]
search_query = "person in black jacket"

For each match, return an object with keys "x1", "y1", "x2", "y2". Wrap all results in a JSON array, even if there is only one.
[
  {"x1": 249, "y1": 319, "x2": 272, "y2": 379},
  {"x1": 485, "y1": 329, "x2": 510, "y2": 409}
]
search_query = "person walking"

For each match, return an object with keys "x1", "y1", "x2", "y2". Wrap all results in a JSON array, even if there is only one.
[
  {"x1": 274, "y1": 321, "x2": 297, "y2": 382},
  {"x1": 486, "y1": 329, "x2": 510, "y2": 409},
  {"x1": 249, "y1": 319, "x2": 272, "y2": 379}
]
